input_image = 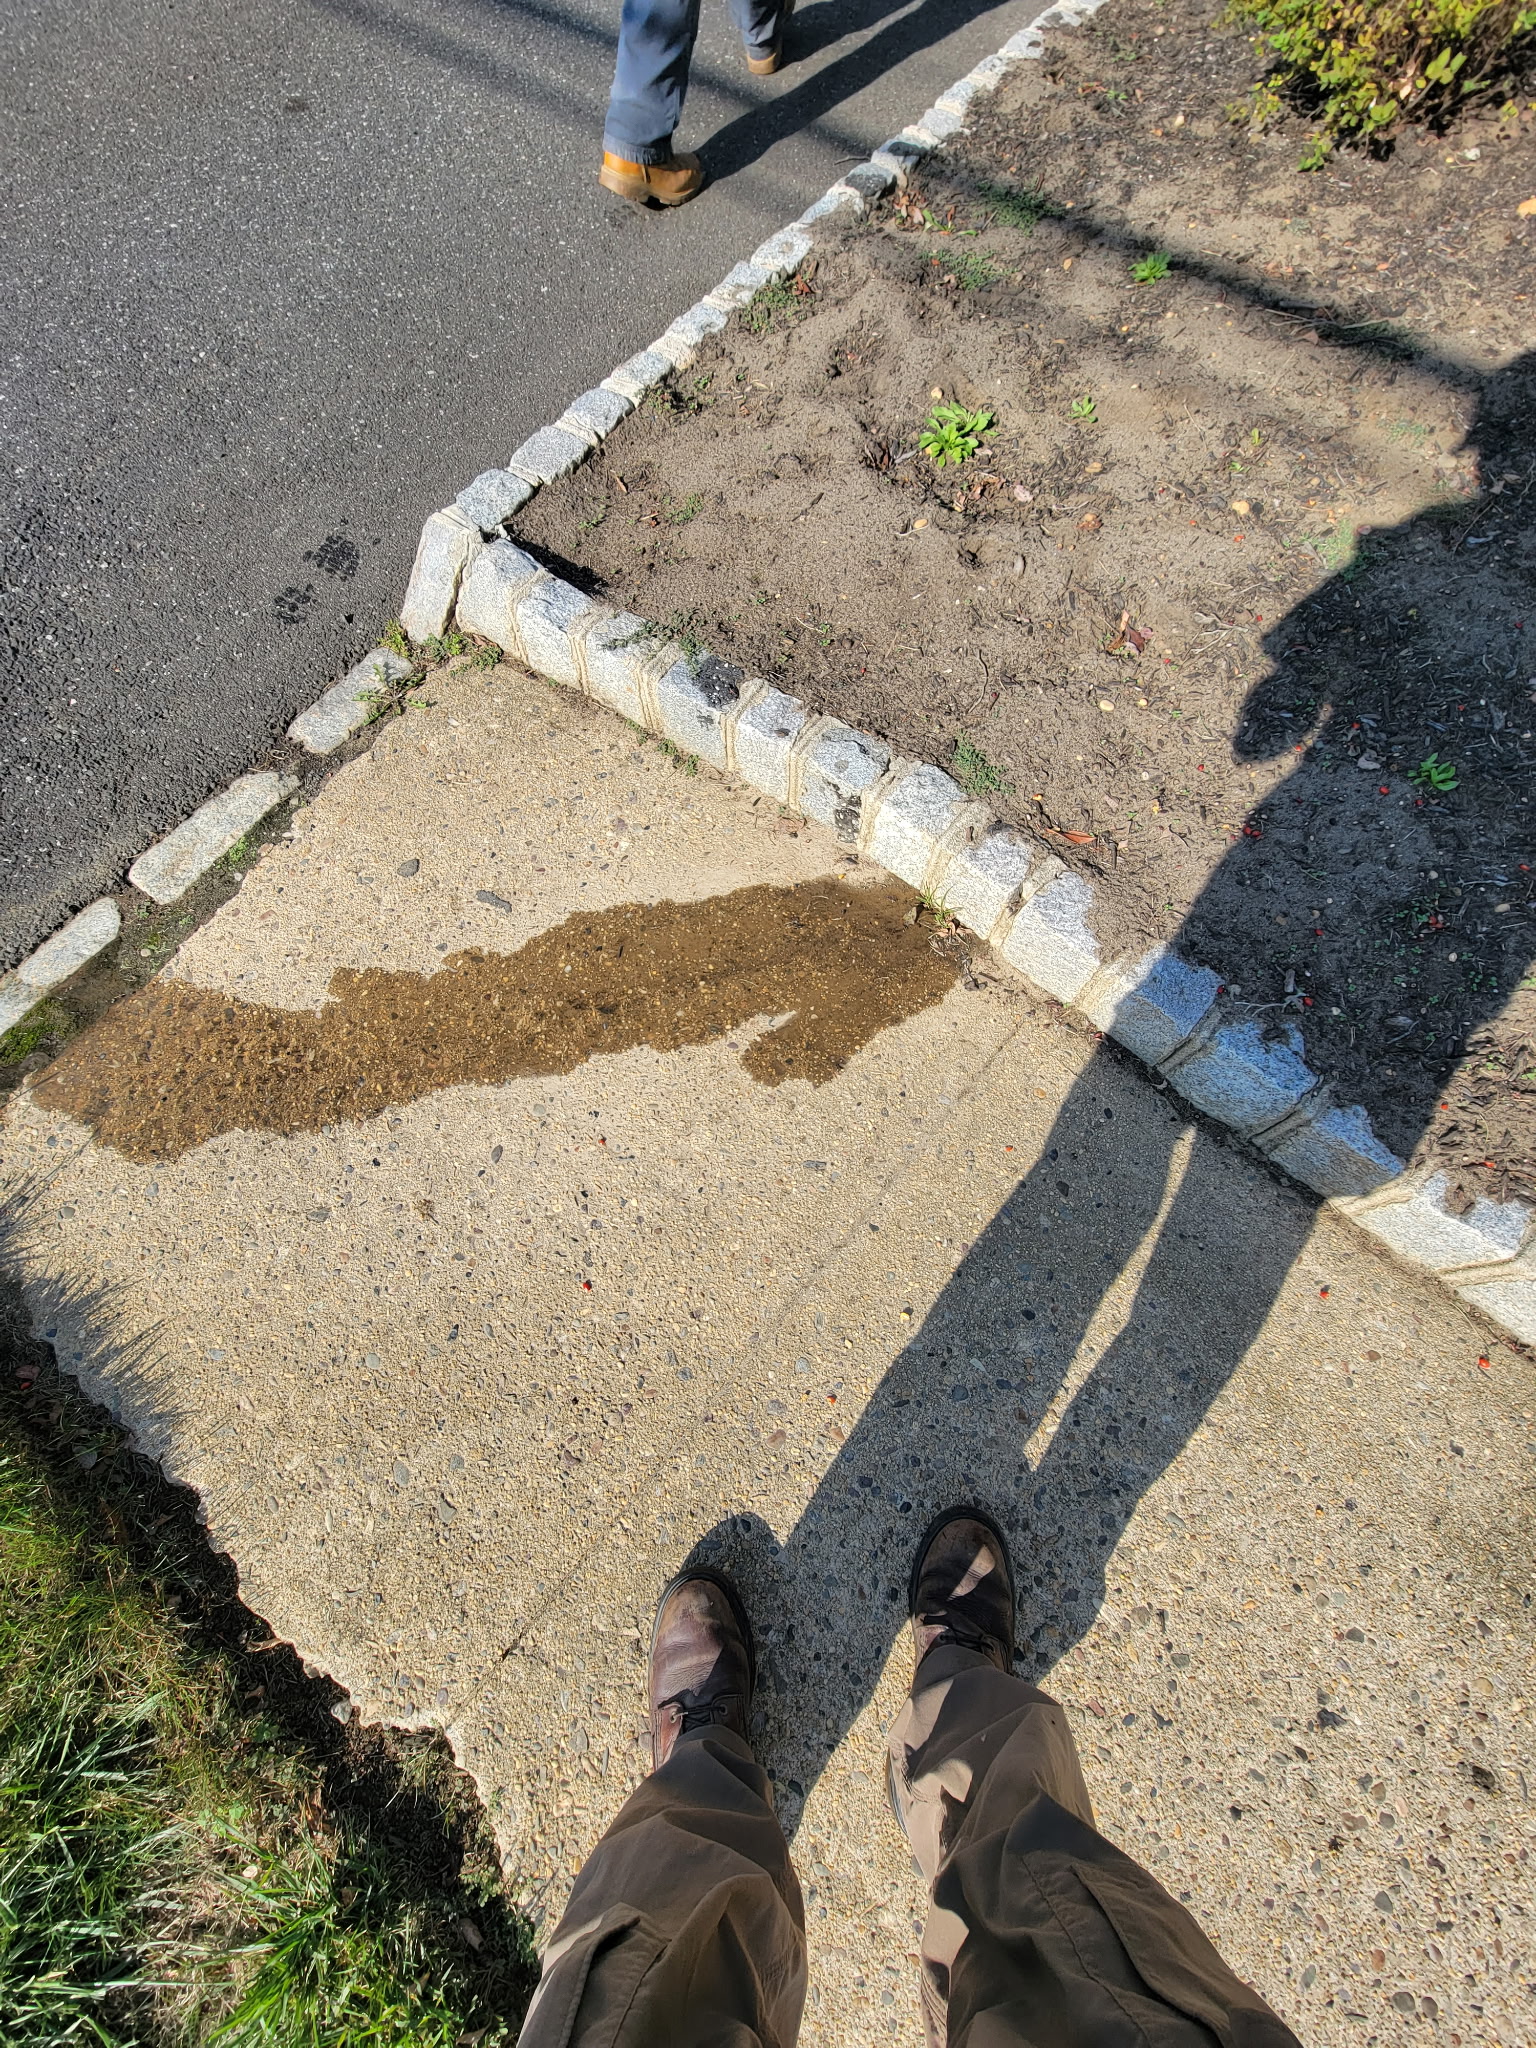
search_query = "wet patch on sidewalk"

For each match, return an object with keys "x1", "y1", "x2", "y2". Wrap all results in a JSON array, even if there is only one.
[{"x1": 33, "y1": 877, "x2": 956, "y2": 1162}]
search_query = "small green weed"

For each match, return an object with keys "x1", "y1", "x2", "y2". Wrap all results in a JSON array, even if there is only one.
[
  {"x1": 973, "y1": 180, "x2": 1056, "y2": 232},
  {"x1": 578, "y1": 502, "x2": 609, "y2": 530},
  {"x1": 655, "y1": 738, "x2": 701, "y2": 775},
  {"x1": 380, "y1": 618, "x2": 411, "y2": 659},
  {"x1": 605, "y1": 608, "x2": 710, "y2": 668},
  {"x1": 1131, "y1": 250, "x2": 1172, "y2": 284},
  {"x1": 469, "y1": 644, "x2": 500, "y2": 669},
  {"x1": 935, "y1": 250, "x2": 1002, "y2": 291},
  {"x1": 952, "y1": 735, "x2": 1013, "y2": 797},
  {"x1": 744, "y1": 278, "x2": 811, "y2": 332},
  {"x1": 662, "y1": 493, "x2": 704, "y2": 525},
  {"x1": 1068, "y1": 394, "x2": 1099, "y2": 424},
  {"x1": 222, "y1": 835, "x2": 254, "y2": 870},
  {"x1": 920, "y1": 402, "x2": 995, "y2": 468},
  {"x1": 423, "y1": 629, "x2": 467, "y2": 662},
  {"x1": 1411, "y1": 752, "x2": 1459, "y2": 792}
]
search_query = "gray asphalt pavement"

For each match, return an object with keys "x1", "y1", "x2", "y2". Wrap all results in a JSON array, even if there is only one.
[{"x1": 0, "y1": 0, "x2": 1037, "y2": 968}]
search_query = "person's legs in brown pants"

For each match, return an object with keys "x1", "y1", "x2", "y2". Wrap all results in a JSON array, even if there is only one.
[
  {"x1": 520, "y1": 1518, "x2": 1300, "y2": 2048},
  {"x1": 516, "y1": 1570, "x2": 806, "y2": 2048}
]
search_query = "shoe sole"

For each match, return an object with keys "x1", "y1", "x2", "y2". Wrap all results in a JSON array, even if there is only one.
[
  {"x1": 597, "y1": 167, "x2": 706, "y2": 208},
  {"x1": 907, "y1": 1502, "x2": 1017, "y2": 1654},
  {"x1": 651, "y1": 1564, "x2": 758, "y2": 1696}
]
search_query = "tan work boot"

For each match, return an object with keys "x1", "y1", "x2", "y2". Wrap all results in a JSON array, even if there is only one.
[
  {"x1": 744, "y1": 0, "x2": 795, "y2": 74},
  {"x1": 598, "y1": 149, "x2": 706, "y2": 207}
]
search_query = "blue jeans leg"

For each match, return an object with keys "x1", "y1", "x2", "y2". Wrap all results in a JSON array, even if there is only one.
[
  {"x1": 603, "y1": 0, "x2": 702, "y2": 163},
  {"x1": 603, "y1": 0, "x2": 786, "y2": 161}
]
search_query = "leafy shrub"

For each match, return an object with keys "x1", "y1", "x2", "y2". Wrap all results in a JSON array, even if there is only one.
[{"x1": 1227, "y1": 0, "x2": 1536, "y2": 148}]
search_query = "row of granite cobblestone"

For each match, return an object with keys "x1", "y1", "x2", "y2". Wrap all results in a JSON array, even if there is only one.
[{"x1": 3, "y1": 0, "x2": 1532, "y2": 1350}]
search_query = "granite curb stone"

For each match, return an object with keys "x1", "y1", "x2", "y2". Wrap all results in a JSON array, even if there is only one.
[
  {"x1": 455, "y1": 470, "x2": 538, "y2": 536},
  {"x1": 1348, "y1": 1171, "x2": 1533, "y2": 1273},
  {"x1": 999, "y1": 870, "x2": 1101, "y2": 1003},
  {"x1": 128, "y1": 772, "x2": 298, "y2": 905},
  {"x1": 732, "y1": 685, "x2": 811, "y2": 803},
  {"x1": 0, "y1": 900, "x2": 122, "y2": 1036},
  {"x1": 400, "y1": 507, "x2": 481, "y2": 644},
  {"x1": 289, "y1": 646, "x2": 416, "y2": 754},
  {"x1": 1161, "y1": 1015, "x2": 1318, "y2": 1137},
  {"x1": 508, "y1": 424, "x2": 594, "y2": 486},
  {"x1": 800, "y1": 722, "x2": 891, "y2": 843},
  {"x1": 455, "y1": 539, "x2": 544, "y2": 658},
  {"x1": 1082, "y1": 946, "x2": 1223, "y2": 1070},
  {"x1": 864, "y1": 762, "x2": 970, "y2": 890}
]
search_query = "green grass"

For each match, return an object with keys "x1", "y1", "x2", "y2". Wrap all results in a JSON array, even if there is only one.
[
  {"x1": 380, "y1": 620, "x2": 411, "y2": 660},
  {"x1": 934, "y1": 250, "x2": 1002, "y2": 292},
  {"x1": 972, "y1": 180, "x2": 1056, "y2": 232},
  {"x1": 661, "y1": 493, "x2": 703, "y2": 526},
  {"x1": 0, "y1": 1308, "x2": 536, "y2": 2045},
  {"x1": 951, "y1": 735, "x2": 1013, "y2": 797},
  {"x1": 0, "y1": 1000, "x2": 74, "y2": 1067}
]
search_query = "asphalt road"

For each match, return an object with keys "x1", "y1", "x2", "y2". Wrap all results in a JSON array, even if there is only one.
[{"x1": 1, "y1": 0, "x2": 1040, "y2": 968}]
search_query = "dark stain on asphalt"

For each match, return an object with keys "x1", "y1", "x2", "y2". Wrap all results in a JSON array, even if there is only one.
[{"x1": 35, "y1": 878, "x2": 957, "y2": 1163}]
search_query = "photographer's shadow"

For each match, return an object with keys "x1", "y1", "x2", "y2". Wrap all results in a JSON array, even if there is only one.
[{"x1": 691, "y1": 1050, "x2": 1315, "y2": 1831}]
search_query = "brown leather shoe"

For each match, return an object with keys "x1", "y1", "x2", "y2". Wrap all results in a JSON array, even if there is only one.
[
  {"x1": 598, "y1": 149, "x2": 706, "y2": 207},
  {"x1": 648, "y1": 1567, "x2": 755, "y2": 1768},
  {"x1": 908, "y1": 1506, "x2": 1016, "y2": 1680},
  {"x1": 744, "y1": 0, "x2": 795, "y2": 74}
]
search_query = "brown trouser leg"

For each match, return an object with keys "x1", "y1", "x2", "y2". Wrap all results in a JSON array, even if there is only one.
[
  {"x1": 516, "y1": 1726, "x2": 807, "y2": 2048},
  {"x1": 887, "y1": 1644, "x2": 1303, "y2": 2048}
]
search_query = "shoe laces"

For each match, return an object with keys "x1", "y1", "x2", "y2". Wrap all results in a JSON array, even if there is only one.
[
  {"x1": 656, "y1": 1689, "x2": 746, "y2": 1736},
  {"x1": 918, "y1": 1615, "x2": 1007, "y2": 1661}
]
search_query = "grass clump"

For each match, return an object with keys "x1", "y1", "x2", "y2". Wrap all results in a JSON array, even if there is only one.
[
  {"x1": 0, "y1": 1311, "x2": 536, "y2": 2045},
  {"x1": 951, "y1": 735, "x2": 1013, "y2": 798},
  {"x1": 972, "y1": 180, "x2": 1057, "y2": 232},
  {"x1": 1227, "y1": 0, "x2": 1536, "y2": 152},
  {"x1": 0, "y1": 1000, "x2": 75, "y2": 1068}
]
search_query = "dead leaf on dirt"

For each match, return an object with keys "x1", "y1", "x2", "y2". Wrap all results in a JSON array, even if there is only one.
[
  {"x1": 1078, "y1": 511, "x2": 1102, "y2": 532},
  {"x1": 1059, "y1": 829, "x2": 1097, "y2": 845},
  {"x1": 1519, "y1": 196, "x2": 1536, "y2": 217},
  {"x1": 1128, "y1": 626, "x2": 1151, "y2": 652}
]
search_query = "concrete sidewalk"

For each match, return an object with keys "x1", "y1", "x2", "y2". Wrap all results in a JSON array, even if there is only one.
[{"x1": 4, "y1": 662, "x2": 1532, "y2": 2044}]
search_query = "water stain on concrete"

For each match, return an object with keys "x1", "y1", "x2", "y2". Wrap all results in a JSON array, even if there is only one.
[{"x1": 35, "y1": 879, "x2": 958, "y2": 1163}]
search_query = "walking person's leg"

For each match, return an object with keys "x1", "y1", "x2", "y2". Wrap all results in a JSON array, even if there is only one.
[
  {"x1": 517, "y1": 1570, "x2": 806, "y2": 2048},
  {"x1": 600, "y1": 0, "x2": 708, "y2": 206},
  {"x1": 724, "y1": 0, "x2": 795, "y2": 76},
  {"x1": 888, "y1": 1511, "x2": 1302, "y2": 2048}
]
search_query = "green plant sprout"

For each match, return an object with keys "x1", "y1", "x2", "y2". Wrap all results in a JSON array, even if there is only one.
[
  {"x1": 919, "y1": 403, "x2": 995, "y2": 467},
  {"x1": 952, "y1": 735, "x2": 1013, "y2": 797},
  {"x1": 1410, "y1": 753, "x2": 1458, "y2": 792},
  {"x1": 1068, "y1": 394, "x2": 1099, "y2": 423},
  {"x1": 1131, "y1": 251, "x2": 1172, "y2": 283}
]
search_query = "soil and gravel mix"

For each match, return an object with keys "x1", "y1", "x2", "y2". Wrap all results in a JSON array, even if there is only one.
[{"x1": 519, "y1": 0, "x2": 1536, "y2": 1205}]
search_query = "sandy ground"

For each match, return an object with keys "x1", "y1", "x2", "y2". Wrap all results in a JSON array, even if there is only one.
[{"x1": 3, "y1": 663, "x2": 1533, "y2": 2045}]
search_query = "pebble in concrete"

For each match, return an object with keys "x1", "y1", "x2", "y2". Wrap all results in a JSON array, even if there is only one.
[
  {"x1": 288, "y1": 647, "x2": 416, "y2": 755},
  {"x1": 128, "y1": 772, "x2": 298, "y2": 906},
  {"x1": 0, "y1": 899, "x2": 121, "y2": 1035},
  {"x1": 400, "y1": 507, "x2": 481, "y2": 644}
]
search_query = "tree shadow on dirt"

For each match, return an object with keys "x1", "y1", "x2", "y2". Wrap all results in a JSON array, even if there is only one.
[{"x1": 686, "y1": 347, "x2": 1535, "y2": 1833}]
